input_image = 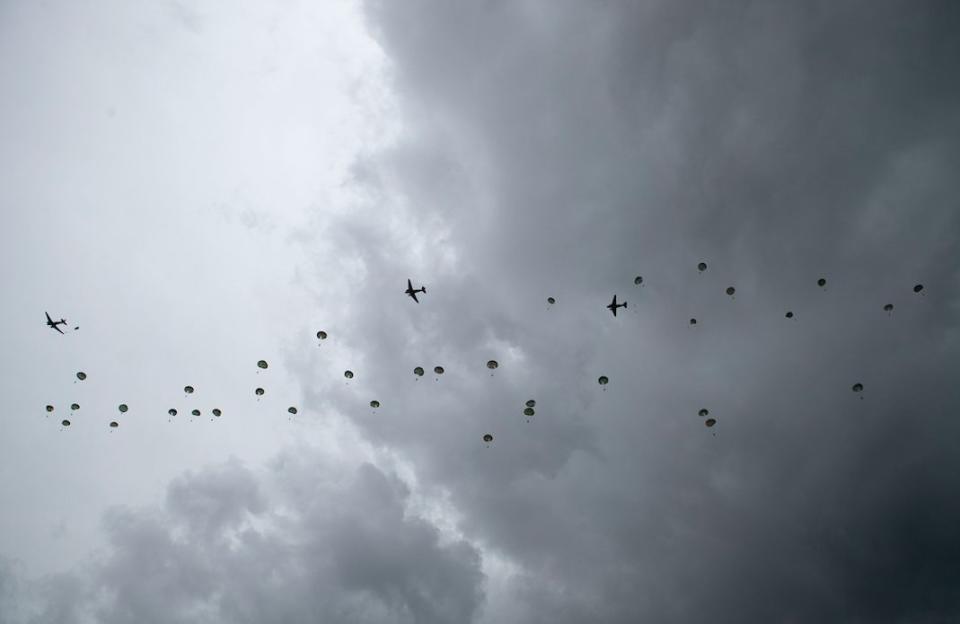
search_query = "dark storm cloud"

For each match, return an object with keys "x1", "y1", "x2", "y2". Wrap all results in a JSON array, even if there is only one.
[
  {"x1": 285, "y1": 1, "x2": 960, "y2": 621},
  {"x1": 4, "y1": 2, "x2": 958, "y2": 623},
  {"x1": 0, "y1": 457, "x2": 483, "y2": 623}
]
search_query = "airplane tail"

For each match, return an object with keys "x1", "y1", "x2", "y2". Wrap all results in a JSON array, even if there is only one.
[
  {"x1": 422, "y1": 286, "x2": 426, "y2": 293},
  {"x1": 60, "y1": 318, "x2": 66, "y2": 324},
  {"x1": 623, "y1": 302, "x2": 627, "y2": 308}
]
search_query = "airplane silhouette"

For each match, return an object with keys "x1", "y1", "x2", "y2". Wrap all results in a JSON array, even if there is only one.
[
  {"x1": 45, "y1": 312, "x2": 67, "y2": 334},
  {"x1": 405, "y1": 278, "x2": 426, "y2": 303},
  {"x1": 606, "y1": 295, "x2": 627, "y2": 317}
]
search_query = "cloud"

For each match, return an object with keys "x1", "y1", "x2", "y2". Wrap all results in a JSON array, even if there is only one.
[
  {"x1": 2, "y1": 2, "x2": 959, "y2": 623},
  {"x1": 0, "y1": 455, "x2": 483, "y2": 623},
  {"x1": 281, "y1": 1, "x2": 960, "y2": 621}
]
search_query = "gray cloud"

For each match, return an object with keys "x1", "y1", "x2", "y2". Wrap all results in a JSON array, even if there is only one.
[
  {"x1": 0, "y1": 456, "x2": 483, "y2": 624},
  {"x1": 284, "y1": 1, "x2": 960, "y2": 621},
  {"x1": 3, "y1": 1, "x2": 959, "y2": 623}
]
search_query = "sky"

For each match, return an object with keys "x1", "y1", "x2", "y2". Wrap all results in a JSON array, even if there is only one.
[{"x1": 1, "y1": 1, "x2": 958, "y2": 622}]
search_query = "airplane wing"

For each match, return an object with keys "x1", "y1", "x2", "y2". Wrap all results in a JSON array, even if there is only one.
[
  {"x1": 407, "y1": 278, "x2": 413, "y2": 290},
  {"x1": 610, "y1": 295, "x2": 617, "y2": 307},
  {"x1": 52, "y1": 323, "x2": 64, "y2": 334},
  {"x1": 611, "y1": 305, "x2": 618, "y2": 316},
  {"x1": 409, "y1": 291, "x2": 419, "y2": 303},
  {"x1": 45, "y1": 312, "x2": 53, "y2": 323}
]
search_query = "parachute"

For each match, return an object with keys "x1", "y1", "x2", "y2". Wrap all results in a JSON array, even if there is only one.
[
  {"x1": 184, "y1": 385, "x2": 194, "y2": 395},
  {"x1": 883, "y1": 303, "x2": 894, "y2": 312},
  {"x1": 525, "y1": 399, "x2": 536, "y2": 408},
  {"x1": 914, "y1": 284, "x2": 924, "y2": 293},
  {"x1": 852, "y1": 383, "x2": 863, "y2": 393},
  {"x1": 118, "y1": 404, "x2": 128, "y2": 413},
  {"x1": 288, "y1": 407, "x2": 298, "y2": 415},
  {"x1": 370, "y1": 400, "x2": 380, "y2": 408},
  {"x1": 785, "y1": 311, "x2": 794, "y2": 319},
  {"x1": 70, "y1": 403, "x2": 79, "y2": 411},
  {"x1": 109, "y1": 421, "x2": 118, "y2": 428},
  {"x1": 344, "y1": 370, "x2": 354, "y2": 379},
  {"x1": 487, "y1": 360, "x2": 499, "y2": 370},
  {"x1": 257, "y1": 360, "x2": 268, "y2": 369},
  {"x1": 317, "y1": 330, "x2": 328, "y2": 340},
  {"x1": 76, "y1": 371, "x2": 87, "y2": 381},
  {"x1": 705, "y1": 418, "x2": 716, "y2": 428},
  {"x1": 414, "y1": 367, "x2": 424, "y2": 377},
  {"x1": 634, "y1": 276, "x2": 643, "y2": 286},
  {"x1": 725, "y1": 287, "x2": 735, "y2": 297},
  {"x1": 547, "y1": 297, "x2": 556, "y2": 305},
  {"x1": 434, "y1": 366, "x2": 444, "y2": 375},
  {"x1": 45, "y1": 405, "x2": 54, "y2": 413},
  {"x1": 598, "y1": 376, "x2": 609, "y2": 385},
  {"x1": 212, "y1": 408, "x2": 222, "y2": 417},
  {"x1": 523, "y1": 407, "x2": 535, "y2": 417},
  {"x1": 698, "y1": 408, "x2": 709, "y2": 417},
  {"x1": 168, "y1": 408, "x2": 177, "y2": 417},
  {"x1": 697, "y1": 262, "x2": 707, "y2": 273},
  {"x1": 817, "y1": 278, "x2": 827, "y2": 288},
  {"x1": 689, "y1": 318, "x2": 697, "y2": 325},
  {"x1": 61, "y1": 419, "x2": 71, "y2": 427},
  {"x1": 483, "y1": 434, "x2": 493, "y2": 444},
  {"x1": 255, "y1": 387, "x2": 265, "y2": 396},
  {"x1": 191, "y1": 409, "x2": 201, "y2": 416}
]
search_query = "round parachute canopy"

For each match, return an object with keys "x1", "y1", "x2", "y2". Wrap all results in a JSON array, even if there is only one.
[
  {"x1": 70, "y1": 403, "x2": 79, "y2": 411},
  {"x1": 705, "y1": 418, "x2": 716, "y2": 428},
  {"x1": 725, "y1": 286, "x2": 736, "y2": 296},
  {"x1": 434, "y1": 366, "x2": 444, "y2": 375},
  {"x1": 634, "y1": 276, "x2": 643, "y2": 285},
  {"x1": 257, "y1": 360, "x2": 268, "y2": 369},
  {"x1": 255, "y1": 387, "x2": 265, "y2": 396},
  {"x1": 370, "y1": 400, "x2": 380, "y2": 408},
  {"x1": 689, "y1": 318, "x2": 697, "y2": 325},
  {"x1": 344, "y1": 370, "x2": 354, "y2": 379},
  {"x1": 698, "y1": 408, "x2": 709, "y2": 417},
  {"x1": 913, "y1": 284, "x2": 924, "y2": 293},
  {"x1": 288, "y1": 406, "x2": 298, "y2": 415},
  {"x1": 191, "y1": 409, "x2": 201, "y2": 416},
  {"x1": 483, "y1": 434, "x2": 493, "y2": 443},
  {"x1": 525, "y1": 399, "x2": 536, "y2": 408},
  {"x1": 168, "y1": 408, "x2": 177, "y2": 417},
  {"x1": 523, "y1": 407, "x2": 535, "y2": 417},
  {"x1": 76, "y1": 371, "x2": 87, "y2": 381},
  {"x1": 184, "y1": 385, "x2": 194, "y2": 394},
  {"x1": 61, "y1": 419, "x2": 71, "y2": 427},
  {"x1": 118, "y1": 404, "x2": 128, "y2": 413},
  {"x1": 212, "y1": 408, "x2": 222, "y2": 417},
  {"x1": 45, "y1": 405, "x2": 54, "y2": 413},
  {"x1": 413, "y1": 367, "x2": 424, "y2": 377},
  {"x1": 598, "y1": 376, "x2": 609, "y2": 385},
  {"x1": 547, "y1": 297, "x2": 556, "y2": 305},
  {"x1": 109, "y1": 421, "x2": 118, "y2": 428},
  {"x1": 817, "y1": 278, "x2": 827, "y2": 287},
  {"x1": 487, "y1": 360, "x2": 499, "y2": 370},
  {"x1": 317, "y1": 330, "x2": 327, "y2": 340},
  {"x1": 884, "y1": 303, "x2": 894, "y2": 312},
  {"x1": 697, "y1": 262, "x2": 707, "y2": 273},
  {"x1": 785, "y1": 311, "x2": 794, "y2": 319},
  {"x1": 852, "y1": 383, "x2": 863, "y2": 393}
]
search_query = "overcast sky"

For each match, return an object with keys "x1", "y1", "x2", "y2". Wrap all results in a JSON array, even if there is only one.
[{"x1": 2, "y1": 1, "x2": 959, "y2": 622}]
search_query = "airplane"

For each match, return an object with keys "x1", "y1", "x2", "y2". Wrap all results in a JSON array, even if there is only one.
[
  {"x1": 606, "y1": 294, "x2": 627, "y2": 317},
  {"x1": 45, "y1": 312, "x2": 68, "y2": 334},
  {"x1": 405, "y1": 278, "x2": 426, "y2": 303}
]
